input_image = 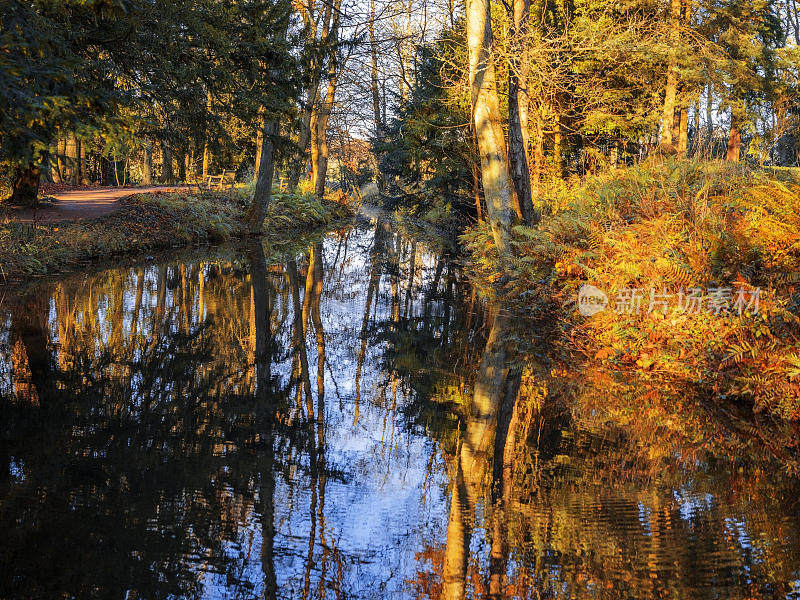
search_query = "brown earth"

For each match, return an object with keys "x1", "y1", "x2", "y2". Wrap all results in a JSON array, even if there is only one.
[{"x1": 1, "y1": 186, "x2": 193, "y2": 223}]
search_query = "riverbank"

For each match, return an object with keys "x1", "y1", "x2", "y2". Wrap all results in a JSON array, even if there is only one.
[
  {"x1": 463, "y1": 159, "x2": 800, "y2": 426},
  {"x1": 0, "y1": 189, "x2": 354, "y2": 286}
]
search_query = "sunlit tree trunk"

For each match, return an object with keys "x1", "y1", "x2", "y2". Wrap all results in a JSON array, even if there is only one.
[
  {"x1": 677, "y1": 107, "x2": 689, "y2": 157},
  {"x1": 727, "y1": 113, "x2": 741, "y2": 161},
  {"x1": 311, "y1": 0, "x2": 342, "y2": 201},
  {"x1": 470, "y1": 122, "x2": 484, "y2": 221},
  {"x1": 287, "y1": 0, "x2": 327, "y2": 193},
  {"x1": 467, "y1": 0, "x2": 512, "y2": 255},
  {"x1": 659, "y1": 0, "x2": 682, "y2": 153},
  {"x1": 533, "y1": 111, "x2": 545, "y2": 191},
  {"x1": 56, "y1": 137, "x2": 67, "y2": 182},
  {"x1": 202, "y1": 139, "x2": 212, "y2": 179},
  {"x1": 705, "y1": 81, "x2": 714, "y2": 155},
  {"x1": 312, "y1": 82, "x2": 337, "y2": 199},
  {"x1": 65, "y1": 134, "x2": 79, "y2": 184},
  {"x1": 254, "y1": 125, "x2": 263, "y2": 184},
  {"x1": 553, "y1": 119, "x2": 563, "y2": 178}
]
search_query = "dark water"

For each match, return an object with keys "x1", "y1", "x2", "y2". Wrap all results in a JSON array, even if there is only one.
[{"x1": 1, "y1": 218, "x2": 799, "y2": 599}]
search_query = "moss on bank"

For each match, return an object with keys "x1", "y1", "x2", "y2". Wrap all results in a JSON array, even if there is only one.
[
  {"x1": 0, "y1": 189, "x2": 354, "y2": 285},
  {"x1": 463, "y1": 159, "x2": 800, "y2": 424}
]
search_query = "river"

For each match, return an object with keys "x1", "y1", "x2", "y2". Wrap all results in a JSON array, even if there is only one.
[{"x1": 1, "y1": 216, "x2": 799, "y2": 599}]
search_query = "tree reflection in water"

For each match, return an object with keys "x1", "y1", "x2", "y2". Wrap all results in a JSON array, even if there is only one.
[{"x1": 1, "y1": 222, "x2": 800, "y2": 600}]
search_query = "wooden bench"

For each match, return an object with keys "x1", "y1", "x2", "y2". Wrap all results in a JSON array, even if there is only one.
[{"x1": 200, "y1": 170, "x2": 236, "y2": 191}]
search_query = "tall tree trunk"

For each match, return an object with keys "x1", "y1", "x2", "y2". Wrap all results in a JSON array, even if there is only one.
[
  {"x1": 674, "y1": 0, "x2": 691, "y2": 158},
  {"x1": 369, "y1": 0, "x2": 385, "y2": 194},
  {"x1": 74, "y1": 137, "x2": 83, "y2": 185},
  {"x1": 659, "y1": 0, "x2": 682, "y2": 153},
  {"x1": 467, "y1": 0, "x2": 512, "y2": 256},
  {"x1": 312, "y1": 0, "x2": 342, "y2": 200},
  {"x1": 202, "y1": 139, "x2": 212, "y2": 178},
  {"x1": 533, "y1": 111, "x2": 545, "y2": 192},
  {"x1": 65, "y1": 134, "x2": 79, "y2": 184},
  {"x1": 46, "y1": 144, "x2": 60, "y2": 184},
  {"x1": 203, "y1": 90, "x2": 213, "y2": 179},
  {"x1": 162, "y1": 141, "x2": 174, "y2": 184},
  {"x1": 507, "y1": 0, "x2": 536, "y2": 225},
  {"x1": 287, "y1": 1, "x2": 328, "y2": 192},
  {"x1": 56, "y1": 137, "x2": 66, "y2": 182},
  {"x1": 143, "y1": 143, "x2": 153, "y2": 185},
  {"x1": 79, "y1": 139, "x2": 89, "y2": 184},
  {"x1": 178, "y1": 151, "x2": 186, "y2": 182},
  {"x1": 553, "y1": 119, "x2": 563, "y2": 178},
  {"x1": 677, "y1": 107, "x2": 689, "y2": 157},
  {"x1": 249, "y1": 114, "x2": 277, "y2": 233},
  {"x1": 254, "y1": 125, "x2": 264, "y2": 184},
  {"x1": 727, "y1": 113, "x2": 742, "y2": 162},
  {"x1": 706, "y1": 82, "x2": 714, "y2": 155},
  {"x1": 7, "y1": 163, "x2": 41, "y2": 207}
]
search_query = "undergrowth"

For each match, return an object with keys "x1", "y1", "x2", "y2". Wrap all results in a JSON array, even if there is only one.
[
  {"x1": 1, "y1": 188, "x2": 354, "y2": 285},
  {"x1": 463, "y1": 159, "x2": 800, "y2": 424}
]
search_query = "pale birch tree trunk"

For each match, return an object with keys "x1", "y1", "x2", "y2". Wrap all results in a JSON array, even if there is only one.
[{"x1": 467, "y1": 0, "x2": 512, "y2": 256}]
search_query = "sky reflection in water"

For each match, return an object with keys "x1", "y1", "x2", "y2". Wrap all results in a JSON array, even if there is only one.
[{"x1": 1, "y1": 221, "x2": 799, "y2": 599}]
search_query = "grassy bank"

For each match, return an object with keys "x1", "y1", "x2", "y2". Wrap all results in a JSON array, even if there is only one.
[
  {"x1": 463, "y1": 159, "x2": 800, "y2": 424},
  {"x1": 0, "y1": 188, "x2": 354, "y2": 285}
]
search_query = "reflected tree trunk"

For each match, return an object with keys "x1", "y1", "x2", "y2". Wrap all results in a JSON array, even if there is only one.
[
  {"x1": 443, "y1": 307, "x2": 518, "y2": 599},
  {"x1": 355, "y1": 221, "x2": 388, "y2": 424},
  {"x1": 287, "y1": 260, "x2": 313, "y2": 414},
  {"x1": 10, "y1": 294, "x2": 51, "y2": 404},
  {"x1": 251, "y1": 243, "x2": 278, "y2": 598}
]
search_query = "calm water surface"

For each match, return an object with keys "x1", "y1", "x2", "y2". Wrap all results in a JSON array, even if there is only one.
[{"x1": 1, "y1": 218, "x2": 799, "y2": 599}]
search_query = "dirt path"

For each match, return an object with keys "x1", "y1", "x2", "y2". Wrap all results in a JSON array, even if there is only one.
[{"x1": 2, "y1": 186, "x2": 192, "y2": 224}]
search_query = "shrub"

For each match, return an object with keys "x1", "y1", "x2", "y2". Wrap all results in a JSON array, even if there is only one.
[{"x1": 463, "y1": 159, "x2": 800, "y2": 421}]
